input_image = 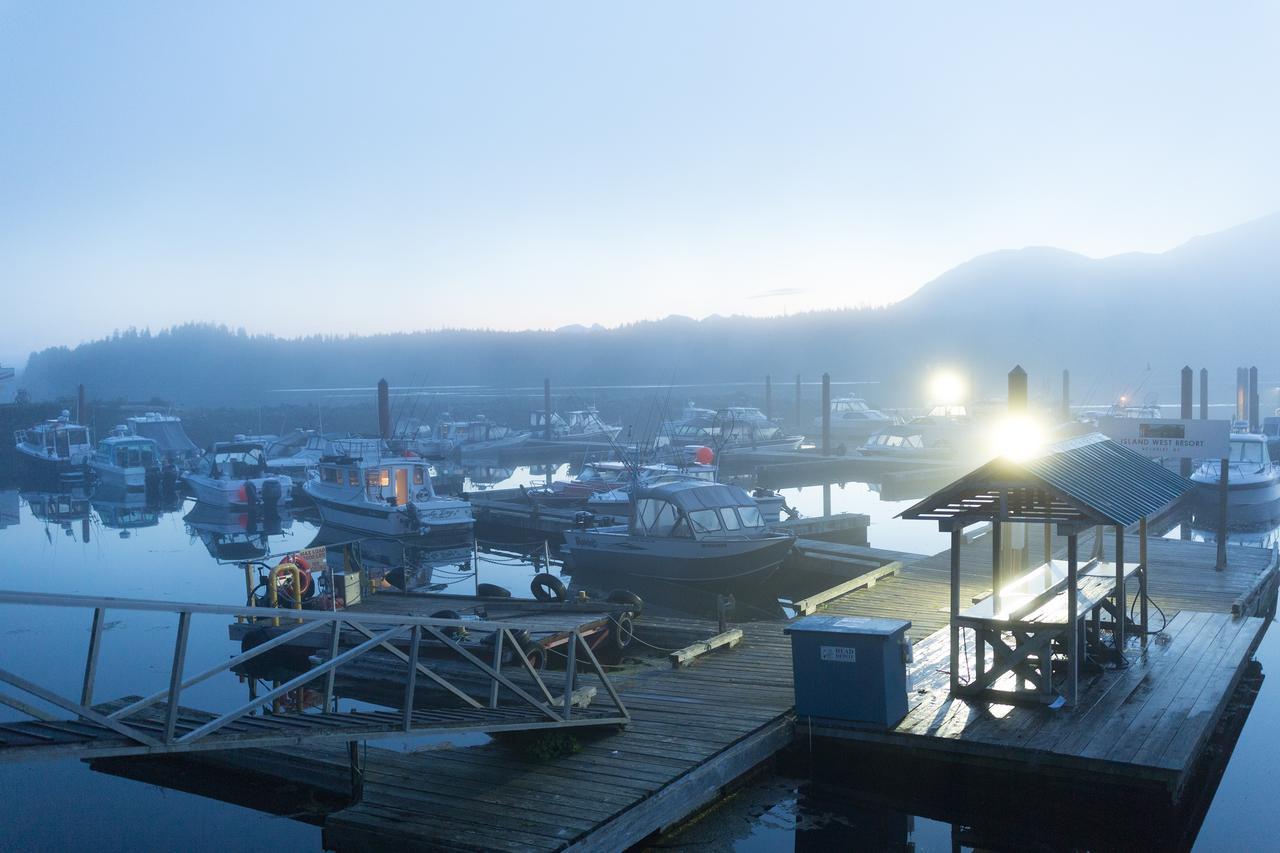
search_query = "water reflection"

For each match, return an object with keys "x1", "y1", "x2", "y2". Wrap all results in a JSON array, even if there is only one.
[{"x1": 184, "y1": 500, "x2": 298, "y2": 562}]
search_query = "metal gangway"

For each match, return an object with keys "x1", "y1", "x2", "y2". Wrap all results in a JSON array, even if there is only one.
[{"x1": 0, "y1": 591, "x2": 629, "y2": 762}]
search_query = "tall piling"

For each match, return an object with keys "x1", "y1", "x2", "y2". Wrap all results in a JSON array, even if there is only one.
[
  {"x1": 1200, "y1": 368, "x2": 1209, "y2": 420},
  {"x1": 543, "y1": 379, "x2": 552, "y2": 441},
  {"x1": 765, "y1": 375, "x2": 772, "y2": 421},
  {"x1": 1008, "y1": 365, "x2": 1027, "y2": 412},
  {"x1": 821, "y1": 373, "x2": 831, "y2": 456},
  {"x1": 1236, "y1": 367, "x2": 1247, "y2": 422},
  {"x1": 1061, "y1": 370, "x2": 1070, "y2": 423},
  {"x1": 1180, "y1": 366, "x2": 1193, "y2": 477},
  {"x1": 377, "y1": 379, "x2": 391, "y2": 439},
  {"x1": 1250, "y1": 366, "x2": 1260, "y2": 431},
  {"x1": 794, "y1": 375, "x2": 802, "y2": 432},
  {"x1": 77, "y1": 384, "x2": 86, "y2": 425}
]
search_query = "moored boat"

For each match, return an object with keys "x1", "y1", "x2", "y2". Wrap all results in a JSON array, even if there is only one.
[
  {"x1": 1191, "y1": 432, "x2": 1280, "y2": 506},
  {"x1": 182, "y1": 440, "x2": 293, "y2": 508},
  {"x1": 14, "y1": 411, "x2": 93, "y2": 477},
  {"x1": 562, "y1": 481, "x2": 795, "y2": 586},
  {"x1": 813, "y1": 396, "x2": 898, "y2": 444},
  {"x1": 302, "y1": 450, "x2": 474, "y2": 539},
  {"x1": 88, "y1": 427, "x2": 163, "y2": 492}
]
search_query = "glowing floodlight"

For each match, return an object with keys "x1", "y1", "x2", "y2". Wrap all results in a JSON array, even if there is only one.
[
  {"x1": 928, "y1": 371, "x2": 966, "y2": 406},
  {"x1": 990, "y1": 414, "x2": 1046, "y2": 462}
]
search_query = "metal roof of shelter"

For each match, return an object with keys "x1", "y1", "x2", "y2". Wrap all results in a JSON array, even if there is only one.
[{"x1": 899, "y1": 433, "x2": 1192, "y2": 530}]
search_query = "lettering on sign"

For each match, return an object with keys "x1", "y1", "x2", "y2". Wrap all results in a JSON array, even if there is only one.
[
  {"x1": 1098, "y1": 418, "x2": 1231, "y2": 460},
  {"x1": 820, "y1": 646, "x2": 857, "y2": 663}
]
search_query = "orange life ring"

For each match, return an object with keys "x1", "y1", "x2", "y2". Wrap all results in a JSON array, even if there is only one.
[{"x1": 274, "y1": 555, "x2": 313, "y2": 597}]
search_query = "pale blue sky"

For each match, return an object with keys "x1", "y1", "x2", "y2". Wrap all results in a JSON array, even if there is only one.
[{"x1": 2, "y1": 2, "x2": 1278, "y2": 364}]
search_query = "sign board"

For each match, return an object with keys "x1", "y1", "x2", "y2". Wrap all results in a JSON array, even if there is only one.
[
  {"x1": 1098, "y1": 417, "x2": 1231, "y2": 460},
  {"x1": 820, "y1": 646, "x2": 857, "y2": 663}
]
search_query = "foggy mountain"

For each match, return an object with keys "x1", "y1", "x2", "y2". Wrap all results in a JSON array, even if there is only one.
[{"x1": 18, "y1": 213, "x2": 1280, "y2": 408}]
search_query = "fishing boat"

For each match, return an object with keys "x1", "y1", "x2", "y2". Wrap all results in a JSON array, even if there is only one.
[
  {"x1": 813, "y1": 396, "x2": 898, "y2": 443},
  {"x1": 582, "y1": 462, "x2": 788, "y2": 522},
  {"x1": 400, "y1": 416, "x2": 530, "y2": 459},
  {"x1": 529, "y1": 408, "x2": 622, "y2": 444},
  {"x1": 561, "y1": 481, "x2": 795, "y2": 586},
  {"x1": 182, "y1": 440, "x2": 293, "y2": 508},
  {"x1": 262, "y1": 431, "x2": 381, "y2": 484},
  {"x1": 859, "y1": 406, "x2": 976, "y2": 462},
  {"x1": 663, "y1": 404, "x2": 802, "y2": 453},
  {"x1": 1191, "y1": 433, "x2": 1280, "y2": 506},
  {"x1": 88, "y1": 427, "x2": 163, "y2": 492},
  {"x1": 302, "y1": 449, "x2": 474, "y2": 539},
  {"x1": 14, "y1": 411, "x2": 93, "y2": 476},
  {"x1": 126, "y1": 412, "x2": 201, "y2": 469}
]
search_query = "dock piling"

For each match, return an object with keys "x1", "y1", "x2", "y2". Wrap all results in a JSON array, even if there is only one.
[
  {"x1": 377, "y1": 379, "x2": 391, "y2": 439},
  {"x1": 1250, "y1": 366, "x2": 1260, "y2": 431},
  {"x1": 765, "y1": 375, "x2": 772, "y2": 420},
  {"x1": 1008, "y1": 365, "x2": 1027, "y2": 412},
  {"x1": 1200, "y1": 368, "x2": 1209, "y2": 420},
  {"x1": 1180, "y1": 366, "x2": 1193, "y2": 477},
  {"x1": 77, "y1": 384, "x2": 86, "y2": 425},
  {"x1": 794, "y1": 374, "x2": 802, "y2": 432},
  {"x1": 543, "y1": 378, "x2": 552, "y2": 441},
  {"x1": 821, "y1": 372, "x2": 831, "y2": 456},
  {"x1": 1061, "y1": 369, "x2": 1070, "y2": 423}
]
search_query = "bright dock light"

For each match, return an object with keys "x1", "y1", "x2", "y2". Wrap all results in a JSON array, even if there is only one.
[
  {"x1": 990, "y1": 414, "x2": 1046, "y2": 462},
  {"x1": 928, "y1": 371, "x2": 966, "y2": 406}
]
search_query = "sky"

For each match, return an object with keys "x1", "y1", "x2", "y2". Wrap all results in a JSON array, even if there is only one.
[{"x1": 2, "y1": 2, "x2": 1279, "y2": 365}]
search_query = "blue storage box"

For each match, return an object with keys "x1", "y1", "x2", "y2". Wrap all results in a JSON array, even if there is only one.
[{"x1": 784, "y1": 614, "x2": 911, "y2": 728}]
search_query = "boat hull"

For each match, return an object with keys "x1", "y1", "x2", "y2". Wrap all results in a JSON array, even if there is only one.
[
  {"x1": 562, "y1": 530, "x2": 794, "y2": 586},
  {"x1": 1191, "y1": 477, "x2": 1280, "y2": 507},
  {"x1": 183, "y1": 474, "x2": 293, "y2": 508},
  {"x1": 89, "y1": 462, "x2": 153, "y2": 492},
  {"x1": 304, "y1": 486, "x2": 475, "y2": 540}
]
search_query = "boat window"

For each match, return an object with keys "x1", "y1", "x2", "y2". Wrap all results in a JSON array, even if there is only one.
[
  {"x1": 738, "y1": 505, "x2": 764, "y2": 528},
  {"x1": 366, "y1": 470, "x2": 381, "y2": 487},
  {"x1": 1230, "y1": 441, "x2": 1266, "y2": 464},
  {"x1": 637, "y1": 499, "x2": 679, "y2": 536},
  {"x1": 689, "y1": 509, "x2": 722, "y2": 534},
  {"x1": 322, "y1": 467, "x2": 338, "y2": 483},
  {"x1": 719, "y1": 508, "x2": 741, "y2": 531},
  {"x1": 413, "y1": 467, "x2": 424, "y2": 485},
  {"x1": 670, "y1": 516, "x2": 693, "y2": 538},
  {"x1": 347, "y1": 469, "x2": 359, "y2": 487}
]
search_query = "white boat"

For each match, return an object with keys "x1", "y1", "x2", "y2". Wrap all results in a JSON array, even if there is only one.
[
  {"x1": 663, "y1": 404, "x2": 803, "y2": 452},
  {"x1": 1191, "y1": 433, "x2": 1280, "y2": 506},
  {"x1": 126, "y1": 412, "x2": 201, "y2": 469},
  {"x1": 88, "y1": 427, "x2": 161, "y2": 491},
  {"x1": 583, "y1": 461, "x2": 788, "y2": 522},
  {"x1": 14, "y1": 411, "x2": 93, "y2": 475},
  {"x1": 529, "y1": 408, "x2": 622, "y2": 443},
  {"x1": 303, "y1": 450, "x2": 474, "y2": 539},
  {"x1": 813, "y1": 396, "x2": 898, "y2": 443},
  {"x1": 262, "y1": 431, "x2": 381, "y2": 484},
  {"x1": 182, "y1": 440, "x2": 293, "y2": 508},
  {"x1": 402, "y1": 416, "x2": 531, "y2": 458},
  {"x1": 859, "y1": 406, "x2": 976, "y2": 462}
]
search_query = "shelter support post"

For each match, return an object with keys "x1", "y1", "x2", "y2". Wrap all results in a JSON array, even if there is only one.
[
  {"x1": 949, "y1": 526, "x2": 961, "y2": 695},
  {"x1": 1140, "y1": 517, "x2": 1149, "y2": 648},
  {"x1": 1066, "y1": 533, "x2": 1079, "y2": 706},
  {"x1": 1114, "y1": 524, "x2": 1125, "y2": 654}
]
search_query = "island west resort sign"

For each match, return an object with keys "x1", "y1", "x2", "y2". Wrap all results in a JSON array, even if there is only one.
[{"x1": 1098, "y1": 417, "x2": 1231, "y2": 460}]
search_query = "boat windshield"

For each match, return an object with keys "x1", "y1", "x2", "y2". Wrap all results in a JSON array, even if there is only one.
[{"x1": 1230, "y1": 441, "x2": 1267, "y2": 464}]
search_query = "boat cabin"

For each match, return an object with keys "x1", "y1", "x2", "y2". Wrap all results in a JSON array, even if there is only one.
[
  {"x1": 94, "y1": 433, "x2": 159, "y2": 469},
  {"x1": 631, "y1": 481, "x2": 765, "y2": 540},
  {"x1": 16, "y1": 412, "x2": 92, "y2": 460},
  {"x1": 316, "y1": 455, "x2": 435, "y2": 506},
  {"x1": 1227, "y1": 434, "x2": 1271, "y2": 465}
]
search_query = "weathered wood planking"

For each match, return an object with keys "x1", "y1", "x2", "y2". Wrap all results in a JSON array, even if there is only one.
[{"x1": 805, "y1": 611, "x2": 1268, "y2": 796}]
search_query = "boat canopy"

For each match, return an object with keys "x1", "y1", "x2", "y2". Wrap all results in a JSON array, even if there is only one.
[
  {"x1": 632, "y1": 481, "x2": 765, "y2": 539},
  {"x1": 129, "y1": 415, "x2": 199, "y2": 456}
]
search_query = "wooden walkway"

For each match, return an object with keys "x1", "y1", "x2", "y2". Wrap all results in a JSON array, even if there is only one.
[
  {"x1": 167, "y1": 619, "x2": 798, "y2": 852},
  {"x1": 807, "y1": 610, "x2": 1268, "y2": 797}
]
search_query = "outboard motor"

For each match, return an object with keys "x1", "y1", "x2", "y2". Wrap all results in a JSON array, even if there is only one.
[
  {"x1": 260, "y1": 478, "x2": 282, "y2": 510},
  {"x1": 573, "y1": 510, "x2": 594, "y2": 528}
]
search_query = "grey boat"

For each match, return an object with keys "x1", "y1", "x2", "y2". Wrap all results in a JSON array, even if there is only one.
[{"x1": 561, "y1": 480, "x2": 795, "y2": 587}]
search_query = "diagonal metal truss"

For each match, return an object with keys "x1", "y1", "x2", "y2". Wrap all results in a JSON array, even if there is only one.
[{"x1": 0, "y1": 590, "x2": 628, "y2": 762}]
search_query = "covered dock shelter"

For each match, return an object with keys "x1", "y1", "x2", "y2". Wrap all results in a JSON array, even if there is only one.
[{"x1": 900, "y1": 434, "x2": 1193, "y2": 706}]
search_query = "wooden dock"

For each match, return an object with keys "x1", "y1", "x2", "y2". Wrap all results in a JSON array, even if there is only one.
[{"x1": 90, "y1": 534, "x2": 1276, "y2": 849}]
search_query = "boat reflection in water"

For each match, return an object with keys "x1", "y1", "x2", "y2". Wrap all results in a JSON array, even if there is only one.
[
  {"x1": 21, "y1": 487, "x2": 92, "y2": 542},
  {"x1": 0, "y1": 488, "x2": 18, "y2": 530},
  {"x1": 90, "y1": 484, "x2": 182, "y2": 538},
  {"x1": 307, "y1": 525, "x2": 474, "y2": 593},
  {"x1": 183, "y1": 500, "x2": 296, "y2": 562}
]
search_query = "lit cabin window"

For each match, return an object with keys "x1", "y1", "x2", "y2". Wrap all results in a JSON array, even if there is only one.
[
  {"x1": 347, "y1": 469, "x2": 358, "y2": 486},
  {"x1": 380, "y1": 469, "x2": 391, "y2": 487},
  {"x1": 413, "y1": 467, "x2": 424, "y2": 485}
]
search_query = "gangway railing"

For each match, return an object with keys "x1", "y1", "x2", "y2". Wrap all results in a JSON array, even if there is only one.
[{"x1": 0, "y1": 590, "x2": 628, "y2": 762}]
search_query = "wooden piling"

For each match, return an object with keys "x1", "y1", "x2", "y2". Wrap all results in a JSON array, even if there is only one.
[
  {"x1": 543, "y1": 379, "x2": 552, "y2": 441},
  {"x1": 1180, "y1": 366, "x2": 1193, "y2": 478},
  {"x1": 1008, "y1": 365, "x2": 1027, "y2": 412},
  {"x1": 1200, "y1": 368, "x2": 1209, "y2": 420},
  {"x1": 1061, "y1": 369, "x2": 1070, "y2": 423},
  {"x1": 1249, "y1": 366, "x2": 1259, "y2": 432},
  {"x1": 765, "y1": 375, "x2": 772, "y2": 421},
  {"x1": 821, "y1": 372, "x2": 831, "y2": 456},
  {"x1": 376, "y1": 379, "x2": 391, "y2": 440},
  {"x1": 794, "y1": 374, "x2": 801, "y2": 431}
]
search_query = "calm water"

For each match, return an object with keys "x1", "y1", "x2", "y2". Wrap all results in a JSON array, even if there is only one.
[{"x1": 0, "y1": 461, "x2": 1271, "y2": 851}]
